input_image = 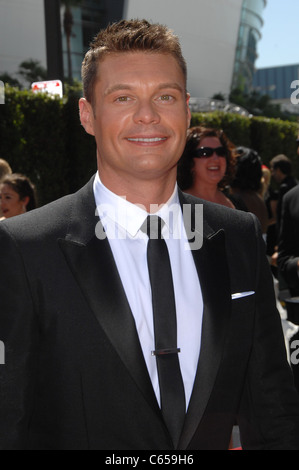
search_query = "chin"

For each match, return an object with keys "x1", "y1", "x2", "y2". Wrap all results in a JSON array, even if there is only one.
[
  {"x1": 206, "y1": 178, "x2": 221, "y2": 185},
  {"x1": 133, "y1": 159, "x2": 175, "y2": 176}
]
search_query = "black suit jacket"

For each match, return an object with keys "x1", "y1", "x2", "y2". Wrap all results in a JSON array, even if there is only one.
[
  {"x1": 278, "y1": 186, "x2": 299, "y2": 296},
  {"x1": 1, "y1": 176, "x2": 299, "y2": 450},
  {"x1": 276, "y1": 176, "x2": 298, "y2": 233}
]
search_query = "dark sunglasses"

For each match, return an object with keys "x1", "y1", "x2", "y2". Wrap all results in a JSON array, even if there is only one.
[{"x1": 194, "y1": 146, "x2": 227, "y2": 159}]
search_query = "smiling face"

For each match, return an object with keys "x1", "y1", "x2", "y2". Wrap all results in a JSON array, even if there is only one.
[
  {"x1": 192, "y1": 137, "x2": 227, "y2": 187},
  {"x1": 79, "y1": 52, "x2": 191, "y2": 198},
  {"x1": 0, "y1": 183, "x2": 28, "y2": 218}
]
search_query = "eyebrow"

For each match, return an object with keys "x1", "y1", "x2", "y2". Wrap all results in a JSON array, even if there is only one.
[{"x1": 104, "y1": 82, "x2": 185, "y2": 97}]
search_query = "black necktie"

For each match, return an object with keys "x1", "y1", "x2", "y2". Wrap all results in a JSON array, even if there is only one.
[{"x1": 142, "y1": 215, "x2": 186, "y2": 448}]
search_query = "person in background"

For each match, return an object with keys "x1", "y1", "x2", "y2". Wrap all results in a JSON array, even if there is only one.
[
  {"x1": 270, "y1": 154, "x2": 297, "y2": 236},
  {"x1": 259, "y1": 165, "x2": 271, "y2": 200},
  {"x1": 278, "y1": 139, "x2": 299, "y2": 392},
  {"x1": 260, "y1": 165, "x2": 278, "y2": 268},
  {"x1": 0, "y1": 158, "x2": 12, "y2": 218},
  {"x1": 177, "y1": 126, "x2": 236, "y2": 208},
  {"x1": 270, "y1": 154, "x2": 297, "y2": 269},
  {"x1": 278, "y1": 184, "x2": 299, "y2": 297},
  {"x1": 0, "y1": 173, "x2": 37, "y2": 220},
  {"x1": 278, "y1": 139, "x2": 299, "y2": 296},
  {"x1": 230, "y1": 147, "x2": 269, "y2": 237}
]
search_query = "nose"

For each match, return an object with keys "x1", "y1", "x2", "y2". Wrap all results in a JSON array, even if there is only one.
[
  {"x1": 133, "y1": 99, "x2": 160, "y2": 125},
  {"x1": 210, "y1": 152, "x2": 220, "y2": 161}
]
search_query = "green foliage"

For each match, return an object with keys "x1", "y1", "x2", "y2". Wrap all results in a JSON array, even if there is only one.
[
  {"x1": 191, "y1": 111, "x2": 252, "y2": 148},
  {"x1": 0, "y1": 88, "x2": 298, "y2": 208},
  {"x1": 0, "y1": 86, "x2": 96, "y2": 206},
  {"x1": 18, "y1": 60, "x2": 47, "y2": 87},
  {"x1": 0, "y1": 60, "x2": 47, "y2": 90},
  {"x1": 250, "y1": 116, "x2": 299, "y2": 175},
  {"x1": 0, "y1": 72, "x2": 22, "y2": 88},
  {"x1": 230, "y1": 87, "x2": 298, "y2": 122}
]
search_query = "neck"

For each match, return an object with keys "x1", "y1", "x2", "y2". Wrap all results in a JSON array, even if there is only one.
[{"x1": 98, "y1": 169, "x2": 177, "y2": 213}]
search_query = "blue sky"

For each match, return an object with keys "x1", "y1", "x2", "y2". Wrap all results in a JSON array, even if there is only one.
[{"x1": 256, "y1": 0, "x2": 299, "y2": 68}]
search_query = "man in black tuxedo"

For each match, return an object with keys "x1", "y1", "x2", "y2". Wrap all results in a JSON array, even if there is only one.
[
  {"x1": 278, "y1": 187, "x2": 299, "y2": 296},
  {"x1": 278, "y1": 139, "x2": 299, "y2": 393},
  {"x1": 278, "y1": 140, "x2": 299, "y2": 296},
  {"x1": 270, "y1": 154, "x2": 297, "y2": 241},
  {"x1": 1, "y1": 20, "x2": 299, "y2": 450}
]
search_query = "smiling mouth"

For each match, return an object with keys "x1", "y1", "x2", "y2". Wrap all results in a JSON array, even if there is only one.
[{"x1": 127, "y1": 137, "x2": 167, "y2": 143}]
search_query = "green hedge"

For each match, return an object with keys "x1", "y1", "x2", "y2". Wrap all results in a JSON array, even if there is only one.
[
  {"x1": 0, "y1": 86, "x2": 96, "y2": 206},
  {"x1": 0, "y1": 88, "x2": 298, "y2": 207}
]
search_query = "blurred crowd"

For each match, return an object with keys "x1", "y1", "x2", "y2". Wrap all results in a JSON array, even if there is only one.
[
  {"x1": 178, "y1": 126, "x2": 299, "y2": 392},
  {"x1": 177, "y1": 127, "x2": 299, "y2": 290}
]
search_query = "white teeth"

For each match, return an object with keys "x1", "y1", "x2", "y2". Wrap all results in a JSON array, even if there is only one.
[{"x1": 127, "y1": 137, "x2": 166, "y2": 142}]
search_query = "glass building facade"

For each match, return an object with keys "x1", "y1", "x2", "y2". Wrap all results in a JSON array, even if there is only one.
[
  {"x1": 61, "y1": 0, "x2": 125, "y2": 81},
  {"x1": 232, "y1": 0, "x2": 267, "y2": 92},
  {"x1": 253, "y1": 64, "x2": 299, "y2": 100}
]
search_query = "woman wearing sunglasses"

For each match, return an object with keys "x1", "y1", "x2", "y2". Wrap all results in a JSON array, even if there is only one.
[{"x1": 177, "y1": 126, "x2": 236, "y2": 208}]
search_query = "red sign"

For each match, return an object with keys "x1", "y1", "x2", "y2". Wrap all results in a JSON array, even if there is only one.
[{"x1": 32, "y1": 80, "x2": 63, "y2": 98}]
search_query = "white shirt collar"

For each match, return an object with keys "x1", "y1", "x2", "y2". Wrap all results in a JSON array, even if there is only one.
[{"x1": 93, "y1": 172, "x2": 181, "y2": 238}]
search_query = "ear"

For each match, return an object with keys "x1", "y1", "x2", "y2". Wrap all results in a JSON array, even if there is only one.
[
  {"x1": 22, "y1": 196, "x2": 30, "y2": 209},
  {"x1": 79, "y1": 98, "x2": 95, "y2": 136}
]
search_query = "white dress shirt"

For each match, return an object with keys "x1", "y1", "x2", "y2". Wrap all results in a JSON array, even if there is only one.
[{"x1": 93, "y1": 172, "x2": 203, "y2": 410}]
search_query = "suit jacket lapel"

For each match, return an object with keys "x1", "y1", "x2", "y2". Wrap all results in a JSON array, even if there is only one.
[
  {"x1": 178, "y1": 192, "x2": 232, "y2": 449},
  {"x1": 58, "y1": 178, "x2": 160, "y2": 417}
]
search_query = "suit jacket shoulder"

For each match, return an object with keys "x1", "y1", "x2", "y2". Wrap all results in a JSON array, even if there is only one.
[
  {"x1": 180, "y1": 190, "x2": 259, "y2": 237},
  {"x1": 0, "y1": 177, "x2": 96, "y2": 244},
  {"x1": 1, "y1": 182, "x2": 258, "y2": 248},
  {"x1": 283, "y1": 184, "x2": 299, "y2": 207},
  {"x1": 278, "y1": 184, "x2": 299, "y2": 295}
]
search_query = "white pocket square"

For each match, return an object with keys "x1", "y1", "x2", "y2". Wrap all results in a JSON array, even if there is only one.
[{"x1": 231, "y1": 291, "x2": 255, "y2": 300}]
